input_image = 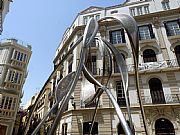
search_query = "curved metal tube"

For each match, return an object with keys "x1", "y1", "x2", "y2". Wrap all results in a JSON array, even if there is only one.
[
  {"x1": 82, "y1": 63, "x2": 133, "y2": 135},
  {"x1": 47, "y1": 18, "x2": 99, "y2": 135},
  {"x1": 99, "y1": 14, "x2": 147, "y2": 134},
  {"x1": 31, "y1": 72, "x2": 75, "y2": 135},
  {"x1": 26, "y1": 14, "x2": 144, "y2": 135},
  {"x1": 101, "y1": 38, "x2": 134, "y2": 132},
  {"x1": 23, "y1": 36, "x2": 83, "y2": 135}
]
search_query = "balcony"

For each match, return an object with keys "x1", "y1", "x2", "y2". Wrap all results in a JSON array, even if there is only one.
[
  {"x1": 0, "y1": 109, "x2": 15, "y2": 118},
  {"x1": 142, "y1": 94, "x2": 180, "y2": 105},
  {"x1": 128, "y1": 59, "x2": 179, "y2": 72},
  {"x1": 84, "y1": 59, "x2": 180, "y2": 77},
  {"x1": 4, "y1": 82, "x2": 21, "y2": 90},
  {"x1": 11, "y1": 59, "x2": 26, "y2": 69}
]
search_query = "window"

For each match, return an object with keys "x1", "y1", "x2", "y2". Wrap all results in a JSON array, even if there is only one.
[
  {"x1": 83, "y1": 122, "x2": 98, "y2": 135},
  {"x1": 164, "y1": 20, "x2": 180, "y2": 36},
  {"x1": 144, "y1": 5, "x2": 150, "y2": 14},
  {"x1": 111, "y1": 10, "x2": 118, "y2": 14},
  {"x1": 95, "y1": 14, "x2": 100, "y2": 21},
  {"x1": 12, "y1": 50, "x2": 27, "y2": 62},
  {"x1": 0, "y1": 66, "x2": 2, "y2": 75},
  {"x1": 0, "y1": 125, "x2": 7, "y2": 135},
  {"x1": 23, "y1": 54, "x2": 27, "y2": 62},
  {"x1": 68, "y1": 62, "x2": 72, "y2": 73},
  {"x1": 138, "y1": 24, "x2": 155, "y2": 40},
  {"x1": 11, "y1": 98, "x2": 16, "y2": 110},
  {"x1": 4, "y1": 97, "x2": 9, "y2": 109},
  {"x1": 137, "y1": 7, "x2": 143, "y2": 15},
  {"x1": 130, "y1": 8, "x2": 135, "y2": 16},
  {"x1": 86, "y1": 56, "x2": 97, "y2": 75},
  {"x1": 13, "y1": 51, "x2": 17, "y2": 59},
  {"x1": 17, "y1": 52, "x2": 21, "y2": 61},
  {"x1": 0, "y1": 95, "x2": 5, "y2": 108},
  {"x1": 162, "y1": 1, "x2": 170, "y2": 10},
  {"x1": 8, "y1": 97, "x2": 13, "y2": 109},
  {"x1": 62, "y1": 123, "x2": 67, "y2": 135},
  {"x1": 60, "y1": 68, "x2": 63, "y2": 80},
  {"x1": 155, "y1": 118, "x2": 175, "y2": 135},
  {"x1": 0, "y1": 0, "x2": 3, "y2": 10},
  {"x1": 143, "y1": 49, "x2": 157, "y2": 63},
  {"x1": 83, "y1": 14, "x2": 101, "y2": 25},
  {"x1": 149, "y1": 78, "x2": 165, "y2": 104},
  {"x1": 83, "y1": 16, "x2": 88, "y2": 25},
  {"x1": 7, "y1": 69, "x2": 22, "y2": 84},
  {"x1": 174, "y1": 45, "x2": 180, "y2": 66},
  {"x1": 116, "y1": 81, "x2": 126, "y2": 107},
  {"x1": 109, "y1": 29, "x2": 126, "y2": 44},
  {"x1": 118, "y1": 121, "x2": 131, "y2": 134}
]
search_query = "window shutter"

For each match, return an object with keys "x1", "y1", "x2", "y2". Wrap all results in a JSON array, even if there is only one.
[
  {"x1": 148, "y1": 24, "x2": 155, "y2": 38},
  {"x1": 121, "y1": 29, "x2": 126, "y2": 43},
  {"x1": 163, "y1": 22, "x2": 170, "y2": 36}
]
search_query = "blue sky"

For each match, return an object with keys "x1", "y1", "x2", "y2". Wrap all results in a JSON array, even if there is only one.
[{"x1": 1, "y1": 0, "x2": 124, "y2": 105}]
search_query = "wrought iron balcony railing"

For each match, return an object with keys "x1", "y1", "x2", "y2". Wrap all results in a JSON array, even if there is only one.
[
  {"x1": 142, "y1": 94, "x2": 180, "y2": 105},
  {"x1": 128, "y1": 59, "x2": 179, "y2": 72},
  {"x1": 80, "y1": 59, "x2": 180, "y2": 76}
]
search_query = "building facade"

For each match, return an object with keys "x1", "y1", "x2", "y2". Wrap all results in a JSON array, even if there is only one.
[
  {"x1": 0, "y1": 39, "x2": 32, "y2": 135},
  {"x1": 0, "y1": 0, "x2": 13, "y2": 34},
  {"x1": 28, "y1": 0, "x2": 180, "y2": 134}
]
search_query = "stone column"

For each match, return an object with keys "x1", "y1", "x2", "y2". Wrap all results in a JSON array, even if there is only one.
[{"x1": 152, "y1": 17, "x2": 170, "y2": 60}]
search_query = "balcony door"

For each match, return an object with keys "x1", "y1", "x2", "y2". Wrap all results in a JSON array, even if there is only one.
[
  {"x1": 175, "y1": 45, "x2": 180, "y2": 66},
  {"x1": 143, "y1": 49, "x2": 157, "y2": 63},
  {"x1": 86, "y1": 56, "x2": 97, "y2": 75},
  {"x1": 83, "y1": 122, "x2": 98, "y2": 135},
  {"x1": 149, "y1": 78, "x2": 165, "y2": 104},
  {"x1": 155, "y1": 118, "x2": 175, "y2": 135}
]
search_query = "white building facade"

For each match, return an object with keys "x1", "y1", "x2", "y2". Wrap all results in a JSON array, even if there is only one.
[
  {"x1": 0, "y1": 39, "x2": 32, "y2": 135},
  {"x1": 29, "y1": 0, "x2": 180, "y2": 134}
]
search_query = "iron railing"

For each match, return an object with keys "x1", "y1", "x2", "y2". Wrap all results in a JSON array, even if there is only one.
[
  {"x1": 84, "y1": 59, "x2": 180, "y2": 76},
  {"x1": 142, "y1": 94, "x2": 180, "y2": 105},
  {"x1": 128, "y1": 59, "x2": 179, "y2": 72}
]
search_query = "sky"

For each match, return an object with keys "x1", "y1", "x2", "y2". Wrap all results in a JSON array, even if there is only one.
[{"x1": 1, "y1": 0, "x2": 124, "y2": 105}]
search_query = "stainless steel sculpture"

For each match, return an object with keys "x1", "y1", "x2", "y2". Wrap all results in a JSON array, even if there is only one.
[{"x1": 24, "y1": 14, "x2": 148, "y2": 135}]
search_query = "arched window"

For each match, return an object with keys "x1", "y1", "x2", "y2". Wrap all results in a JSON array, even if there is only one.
[
  {"x1": 174, "y1": 45, "x2": 180, "y2": 66},
  {"x1": 155, "y1": 118, "x2": 175, "y2": 135},
  {"x1": 117, "y1": 121, "x2": 131, "y2": 135},
  {"x1": 149, "y1": 78, "x2": 165, "y2": 104},
  {"x1": 143, "y1": 49, "x2": 157, "y2": 63},
  {"x1": 83, "y1": 122, "x2": 98, "y2": 135}
]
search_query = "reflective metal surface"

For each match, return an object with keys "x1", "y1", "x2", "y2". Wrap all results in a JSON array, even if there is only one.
[{"x1": 25, "y1": 14, "x2": 145, "y2": 135}]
